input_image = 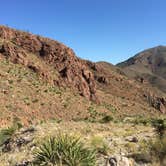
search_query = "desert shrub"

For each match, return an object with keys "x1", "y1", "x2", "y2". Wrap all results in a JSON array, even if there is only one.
[
  {"x1": 131, "y1": 116, "x2": 151, "y2": 126},
  {"x1": 152, "y1": 119, "x2": 166, "y2": 138},
  {"x1": 33, "y1": 134, "x2": 96, "y2": 166},
  {"x1": 85, "y1": 106, "x2": 99, "y2": 122},
  {"x1": 124, "y1": 142, "x2": 137, "y2": 153},
  {"x1": 149, "y1": 137, "x2": 166, "y2": 165},
  {"x1": 0, "y1": 127, "x2": 15, "y2": 146},
  {"x1": 0, "y1": 117, "x2": 22, "y2": 146},
  {"x1": 88, "y1": 106, "x2": 98, "y2": 118},
  {"x1": 103, "y1": 103, "x2": 117, "y2": 113},
  {"x1": 13, "y1": 116, "x2": 23, "y2": 129},
  {"x1": 90, "y1": 136, "x2": 109, "y2": 155},
  {"x1": 100, "y1": 115, "x2": 113, "y2": 123}
]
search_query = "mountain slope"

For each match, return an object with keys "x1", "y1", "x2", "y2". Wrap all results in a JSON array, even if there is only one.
[
  {"x1": 87, "y1": 60, "x2": 166, "y2": 114},
  {"x1": 117, "y1": 46, "x2": 166, "y2": 93},
  {"x1": 0, "y1": 25, "x2": 97, "y2": 100},
  {"x1": 0, "y1": 26, "x2": 100, "y2": 127},
  {"x1": 0, "y1": 25, "x2": 165, "y2": 126}
]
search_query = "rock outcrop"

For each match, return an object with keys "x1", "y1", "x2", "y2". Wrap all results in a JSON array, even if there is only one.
[
  {"x1": 0, "y1": 25, "x2": 97, "y2": 100},
  {"x1": 144, "y1": 93, "x2": 166, "y2": 113}
]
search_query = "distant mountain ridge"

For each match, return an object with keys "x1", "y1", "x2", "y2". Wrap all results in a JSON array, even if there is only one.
[{"x1": 117, "y1": 46, "x2": 166, "y2": 93}]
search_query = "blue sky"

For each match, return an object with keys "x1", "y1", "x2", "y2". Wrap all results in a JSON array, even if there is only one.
[{"x1": 0, "y1": 0, "x2": 166, "y2": 64}]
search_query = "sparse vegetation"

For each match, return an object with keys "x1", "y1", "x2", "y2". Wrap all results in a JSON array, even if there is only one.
[
  {"x1": 0, "y1": 127, "x2": 15, "y2": 146},
  {"x1": 0, "y1": 25, "x2": 166, "y2": 166},
  {"x1": 147, "y1": 118, "x2": 166, "y2": 165},
  {"x1": 148, "y1": 137, "x2": 166, "y2": 165},
  {"x1": 152, "y1": 118, "x2": 166, "y2": 138},
  {"x1": 126, "y1": 115, "x2": 152, "y2": 125},
  {"x1": 124, "y1": 142, "x2": 137, "y2": 153},
  {"x1": 86, "y1": 106, "x2": 99, "y2": 122},
  {"x1": 0, "y1": 117, "x2": 22, "y2": 146},
  {"x1": 100, "y1": 115, "x2": 113, "y2": 123},
  {"x1": 130, "y1": 118, "x2": 166, "y2": 165},
  {"x1": 124, "y1": 116, "x2": 166, "y2": 128},
  {"x1": 0, "y1": 120, "x2": 163, "y2": 165},
  {"x1": 90, "y1": 136, "x2": 109, "y2": 155},
  {"x1": 102, "y1": 103, "x2": 117, "y2": 113}
]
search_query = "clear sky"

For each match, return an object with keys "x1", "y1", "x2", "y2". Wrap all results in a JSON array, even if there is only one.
[{"x1": 0, "y1": 0, "x2": 166, "y2": 64}]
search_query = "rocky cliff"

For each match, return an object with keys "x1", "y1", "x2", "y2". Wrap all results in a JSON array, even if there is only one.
[{"x1": 0, "y1": 25, "x2": 97, "y2": 100}]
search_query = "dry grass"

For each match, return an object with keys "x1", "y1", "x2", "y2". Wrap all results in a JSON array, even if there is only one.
[{"x1": 0, "y1": 120, "x2": 155, "y2": 165}]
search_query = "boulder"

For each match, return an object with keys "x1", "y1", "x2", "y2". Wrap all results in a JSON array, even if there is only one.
[{"x1": 106, "y1": 155, "x2": 132, "y2": 166}]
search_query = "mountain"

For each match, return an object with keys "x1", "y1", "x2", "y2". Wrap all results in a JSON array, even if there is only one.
[
  {"x1": 0, "y1": 25, "x2": 165, "y2": 127},
  {"x1": 117, "y1": 46, "x2": 166, "y2": 94},
  {"x1": 0, "y1": 25, "x2": 97, "y2": 100}
]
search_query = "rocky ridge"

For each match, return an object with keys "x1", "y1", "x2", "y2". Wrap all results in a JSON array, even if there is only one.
[
  {"x1": 0, "y1": 25, "x2": 165, "y2": 127},
  {"x1": 0, "y1": 25, "x2": 97, "y2": 101}
]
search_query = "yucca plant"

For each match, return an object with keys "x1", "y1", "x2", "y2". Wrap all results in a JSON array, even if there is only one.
[{"x1": 33, "y1": 134, "x2": 96, "y2": 166}]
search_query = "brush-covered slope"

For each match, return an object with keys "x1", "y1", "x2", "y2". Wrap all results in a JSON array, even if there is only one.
[
  {"x1": 87, "y1": 60, "x2": 166, "y2": 114},
  {"x1": 0, "y1": 25, "x2": 97, "y2": 100},
  {"x1": 0, "y1": 25, "x2": 100, "y2": 127},
  {"x1": 117, "y1": 46, "x2": 166, "y2": 93},
  {"x1": 0, "y1": 25, "x2": 165, "y2": 126}
]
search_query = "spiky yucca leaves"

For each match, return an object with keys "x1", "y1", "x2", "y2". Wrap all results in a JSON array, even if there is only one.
[{"x1": 33, "y1": 134, "x2": 96, "y2": 166}]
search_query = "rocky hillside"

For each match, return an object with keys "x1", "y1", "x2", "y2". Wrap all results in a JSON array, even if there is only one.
[
  {"x1": 0, "y1": 25, "x2": 165, "y2": 127},
  {"x1": 0, "y1": 25, "x2": 96, "y2": 101},
  {"x1": 117, "y1": 46, "x2": 166, "y2": 94}
]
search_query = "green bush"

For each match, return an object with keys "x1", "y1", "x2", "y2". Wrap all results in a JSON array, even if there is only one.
[
  {"x1": 100, "y1": 115, "x2": 113, "y2": 123},
  {"x1": 131, "y1": 116, "x2": 151, "y2": 126},
  {"x1": 103, "y1": 103, "x2": 117, "y2": 113},
  {"x1": 33, "y1": 134, "x2": 96, "y2": 166},
  {"x1": 0, "y1": 127, "x2": 16, "y2": 146},
  {"x1": 152, "y1": 119, "x2": 166, "y2": 138}
]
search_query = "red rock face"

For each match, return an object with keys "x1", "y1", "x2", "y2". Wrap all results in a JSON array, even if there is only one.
[
  {"x1": 0, "y1": 26, "x2": 97, "y2": 100},
  {"x1": 144, "y1": 93, "x2": 166, "y2": 113}
]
